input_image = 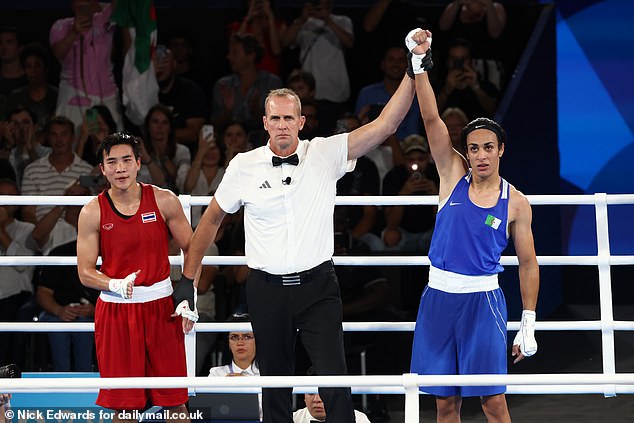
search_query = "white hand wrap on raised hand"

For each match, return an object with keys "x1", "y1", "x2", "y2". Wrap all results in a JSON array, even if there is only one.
[
  {"x1": 513, "y1": 310, "x2": 538, "y2": 357},
  {"x1": 405, "y1": 28, "x2": 432, "y2": 75},
  {"x1": 108, "y1": 272, "x2": 137, "y2": 299},
  {"x1": 174, "y1": 300, "x2": 199, "y2": 323}
]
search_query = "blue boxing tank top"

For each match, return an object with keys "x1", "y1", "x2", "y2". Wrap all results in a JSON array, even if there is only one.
[{"x1": 428, "y1": 170, "x2": 510, "y2": 276}]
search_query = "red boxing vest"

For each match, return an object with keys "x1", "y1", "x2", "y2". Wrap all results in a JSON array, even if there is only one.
[{"x1": 98, "y1": 183, "x2": 170, "y2": 286}]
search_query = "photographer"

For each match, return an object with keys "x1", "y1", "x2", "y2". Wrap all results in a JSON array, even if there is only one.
[
  {"x1": 382, "y1": 134, "x2": 438, "y2": 253},
  {"x1": 435, "y1": 38, "x2": 499, "y2": 119}
]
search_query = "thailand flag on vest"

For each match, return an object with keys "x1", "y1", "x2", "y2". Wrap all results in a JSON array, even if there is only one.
[{"x1": 142, "y1": 211, "x2": 157, "y2": 223}]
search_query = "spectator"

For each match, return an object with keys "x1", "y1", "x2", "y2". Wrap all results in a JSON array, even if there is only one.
[
  {"x1": 2, "y1": 107, "x2": 51, "y2": 188},
  {"x1": 382, "y1": 134, "x2": 438, "y2": 253},
  {"x1": 177, "y1": 127, "x2": 225, "y2": 228},
  {"x1": 294, "y1": 393, "x2": 370, "y2": 423},
  {"x1": 282, "y1": 0, "x2": 354, "y2": 111},
  {"x1": 222, "y1": 121, "x2": 252, "y2": 167},
  {"x1": 229, "y1": 0, "x2": 287, "y2": 76},
  {"x1": 36, "y1": 220, "x2": 99, "y2": 372},
  {"x1": 208, "y1": 314, "x2": 258, "y2": 377},
  {"x1": 0, "y1": 26, "x2": 26, "y2": 97},
  {"x1": 298, "y1": 98, "x2": 323, "y2": 140},
  {"x1": 362, "y1": 0, "x2": 427, "y2": 78},
  {"x1": 49, "y1": 0, "x2": 123, "y2": 131},
  {"x1": 435, "y1": 38, "x2": 499, "y2": 119},
  {"x1": 287, "y1": 69, "x2": 336, "y2": 135},
  {"x1": 154, "y1": 45, "x2": 207, "y2": 151},
  {"x1": 166, "y1": 30, "x2": 207, "y2": 92},
  {"x1": 75, "y1": 105, "x2": 117, "y2": 166},
  {"x1": 439, "y1": 1, "x2": 508, "y2": 90},
  {"x1": 441, "y1": 107, "x2": 469, "y2": 156},
  {"x1": 21, "y1": 116, "x2": 93, "y2": 255},
  {"x1": 356, "y1": 45, "x2": 422, "y2": 141},
  {"x1": 138, "y1": 104, "x2": 191, "y2": 193},
  {"x1": 0, "y1": 178, "x2": 36, "y2": 365},
  {"x1": 208, "y1": 314, "x2": 261, "y2": 418},
  {"x1": 439, "y1": 0, "x2": 507, "y2": 40},
  {"x1": 210, "y1": 33, "x2": 283, "y2": 144},
  {"x1": 5, "y1": 43, "x2": 58, "y2": 127},
  {"x1": 285, "y1": 69, "x2": 315, "y2": 101}
]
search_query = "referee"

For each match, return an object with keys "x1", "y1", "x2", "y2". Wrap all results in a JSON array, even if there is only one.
[{"x1": 183, "y1": 77, "x2": 415, "y2": 422}]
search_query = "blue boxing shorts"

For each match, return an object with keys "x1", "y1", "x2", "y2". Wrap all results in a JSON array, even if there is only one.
[{"x1": 410, "y1": 286, "x2": 508, "y2": 397}]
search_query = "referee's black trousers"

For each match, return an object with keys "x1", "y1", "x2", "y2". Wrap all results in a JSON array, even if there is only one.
[{"x1": 246, "y1": 261, "x2": 355, "y2": 423}]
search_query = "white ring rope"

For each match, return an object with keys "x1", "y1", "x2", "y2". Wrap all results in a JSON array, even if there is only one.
[
  {"x1": 1, "y1": 193, "x2": 633, "y2": 422},
  {"x1": 2, "y1": 320, "x2": 634, "y2": 332}
]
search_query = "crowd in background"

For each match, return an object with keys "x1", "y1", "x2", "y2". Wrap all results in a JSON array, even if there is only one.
[{"x1": 0, "y1": 0, "x2": 523, "y2": 385}]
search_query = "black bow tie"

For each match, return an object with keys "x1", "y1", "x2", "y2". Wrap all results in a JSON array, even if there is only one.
[{"x1": 272, "y1": 153, "x2": 299, "y2": 167}]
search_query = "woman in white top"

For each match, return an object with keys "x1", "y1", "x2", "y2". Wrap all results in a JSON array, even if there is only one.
[
  {"x1": 209, "y1": 314, "x2": 262, "y2": 420},
  {"x1": 138, "y1": 104, "x2": 191, "y2": 192},
  {"x1": 208, "y1": 321, "x2": 258, "y2": 377}
]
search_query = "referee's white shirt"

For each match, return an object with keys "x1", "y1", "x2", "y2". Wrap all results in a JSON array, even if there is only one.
[{"x1": 213, "y1": 133, "x2": 355, "y2": 275}]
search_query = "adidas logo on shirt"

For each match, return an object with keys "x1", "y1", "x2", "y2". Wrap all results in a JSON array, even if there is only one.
[{"x1": 259, "y1": 180, "x2": 272, "y2": 189}]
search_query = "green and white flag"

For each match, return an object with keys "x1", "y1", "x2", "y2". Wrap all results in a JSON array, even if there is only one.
[
  {"x1": 111, "y1": 0, "x2": 158, "y2": 125},
  {"x1": 485, "y1": 214, "x2": 502, "y2": 230}
]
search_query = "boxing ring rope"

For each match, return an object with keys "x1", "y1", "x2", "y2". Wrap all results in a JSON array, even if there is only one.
[{"x1": 1, "y1": 193, "x2": 634, "y2": 421}]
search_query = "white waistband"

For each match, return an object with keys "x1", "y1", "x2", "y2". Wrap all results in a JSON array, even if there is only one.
[
  {"x1": 428, "y1": 266, "x2": 499, "y2": 293},
  {"x1": 99, "y1": 277, "x2": 173, "y2": 304}
]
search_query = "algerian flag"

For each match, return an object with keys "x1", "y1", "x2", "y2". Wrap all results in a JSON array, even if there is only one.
[
  {"x1": 111, "y1": 0, "x2": 158, "y2": 125},
  {"x1": 485, "y1": 214, "x2": 502, "y2": 230}
]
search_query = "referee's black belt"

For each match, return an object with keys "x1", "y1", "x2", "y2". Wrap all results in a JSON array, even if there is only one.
[{"x1": 254, "y1": 260, "x2": 333, "y2": 286}]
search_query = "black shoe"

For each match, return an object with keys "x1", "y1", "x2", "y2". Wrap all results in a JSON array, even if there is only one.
[{"x1": 0, "y1": 364, "x2": 21, "y2": 378}]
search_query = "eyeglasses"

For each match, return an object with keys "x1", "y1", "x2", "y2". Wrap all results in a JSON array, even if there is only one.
[{"x1": 228, "y1": 333, "x2": 255, "y2": 342}]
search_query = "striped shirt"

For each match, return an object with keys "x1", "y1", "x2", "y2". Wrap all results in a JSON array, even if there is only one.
[{"x1": 21, "y1": 154, "x2": 94, "y2": 220}]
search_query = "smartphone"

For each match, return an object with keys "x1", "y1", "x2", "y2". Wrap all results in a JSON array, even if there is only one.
[
  {"x1": 202, "y1": 124, "x2": 214, "y2": 141},
  {"x1": 79, "y1": 175, "x2": 103, "y2": 188},
  {"x1": 86, "y1": 108, "x2": 99, "y2": 134}
]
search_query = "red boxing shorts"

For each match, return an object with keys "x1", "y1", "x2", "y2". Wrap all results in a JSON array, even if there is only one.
[{"x1": 94, "y1": 295, "x2": 188, "y2": 410}]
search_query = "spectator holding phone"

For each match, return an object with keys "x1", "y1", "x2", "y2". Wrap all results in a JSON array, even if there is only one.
[
  {"x1": 49, "y1": 0, "x2": 123, "y2": 131},
  {"x1": 229, "y1": 0, "x2": 287, "y2": 76},
  {"x1": 381, "y1": 134, "x2": 438, "y2": 253},
  {"x1": 178, "y1": 125, "x2": 225, "y2": 227},
  {"x1": 435, "y1": 38, "x2": 499, "y2": 119},
  {"x1": 75, "y1": 105, "x2": 117, "y2": 166}
]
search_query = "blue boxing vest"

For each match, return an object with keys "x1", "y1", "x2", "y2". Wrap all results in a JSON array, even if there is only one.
[{"x1": 428, "y1": 171, "x2": 509, "y2": 276}]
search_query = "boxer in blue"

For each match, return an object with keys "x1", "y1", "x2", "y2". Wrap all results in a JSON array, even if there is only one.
[{"x1": 405, "y1": 29, "x2": 540, "y2": 422}]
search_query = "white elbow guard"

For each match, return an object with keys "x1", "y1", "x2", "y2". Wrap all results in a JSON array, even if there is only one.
[
  {"x1": 513, "y1": 310, "x2": 538, "y2": 357},
  {"x1": 108, "y1": 272, "x2": 137, "y2": 299}
]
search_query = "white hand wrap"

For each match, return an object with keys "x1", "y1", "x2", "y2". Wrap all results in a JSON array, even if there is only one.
[
  {"x1": 174, "y1": 299, "x2": 199, "y2": 323},
  {"x1": 405, "y1": 28, "x2": 432, "y2": 74},
  {"x1": 513, "y1": 310, "x2": 538, "y2": 357},
  {"x1": 108, "y1": 272, "x2": 137, "y2": 299}
]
